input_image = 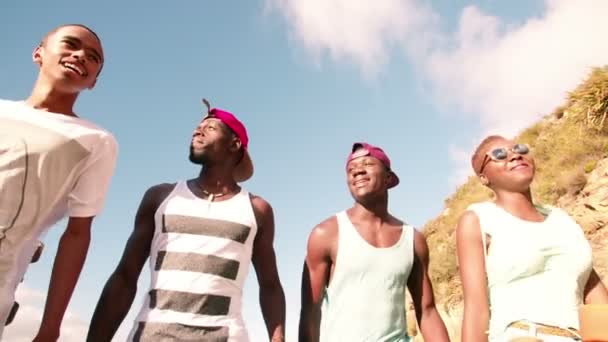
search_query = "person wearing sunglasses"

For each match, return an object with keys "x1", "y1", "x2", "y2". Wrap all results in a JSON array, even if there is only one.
[{"x1": 455, "y1": 135, "x2": 608, "y2": 341}]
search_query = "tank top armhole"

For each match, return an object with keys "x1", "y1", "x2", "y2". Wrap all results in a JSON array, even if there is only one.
[
  {"x1": 241, "y1": 189, "x2": 260, "y2": 236},
  {"x1": 406, "y1": 225, "x2": 415, "y2": 261},
  {"x1": 335, "y1": 211, "x2": 346, "y2": 226},
  {"x1": 154, "y1": 181, "x2": 182, "y2": 218},
  {"x1": 335, "y1": 211, "x2": 348, "y2": 240},
  {"x1": 325, "y1": 212, "x2": 347, "y2": 292},
  {"x1": 465, "y1": 202, "x2": 492, "y2": 262},
  {"x1": 465, "y1": 203, "x2": 493, "y2": 296},
  {"x1": 243, "y1": 189, "x2": 255, "y2": 216},
  {"x1": 533, "y1": 203, "x2": 553, "y2": 218}
]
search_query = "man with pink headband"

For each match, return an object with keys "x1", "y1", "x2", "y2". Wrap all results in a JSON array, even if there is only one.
[
  {"x1": 87, "y1": 100, "x2": 286, "y2": 342},
  {"x1": 299, "y1": 142, "x2": 449, "y2": 342}
]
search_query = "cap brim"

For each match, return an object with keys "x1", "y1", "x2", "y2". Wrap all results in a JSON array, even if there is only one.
[
  {"x1": 388, "y1": 171, "x2": 400, "y2": 189},
  {"x1": 234, "y1": 149, "x2": 254, "y2": 183}
]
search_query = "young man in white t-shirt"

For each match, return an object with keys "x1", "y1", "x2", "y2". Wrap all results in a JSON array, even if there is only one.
[{"x1": 0, "y1": 24, "x2": 118, "y2": 340}]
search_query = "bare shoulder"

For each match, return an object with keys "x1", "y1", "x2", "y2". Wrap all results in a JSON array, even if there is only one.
[
  {"x1": 147, "y1": 182, "x2": 176, "y2": 197},
  {"x1": 412, "y1": 228, "x2": 427, "y2": 245},
  {"x1": 412, "y1": 229, "x2": 429, "y2": 260},
  {"x1": 313, "y1": 216, "x2": 338, "y2": 236},
  {"x1": 303, "y1": 216, "x2": 338, "y2": 263},
  {"x1": 248, "y1": 193, "x2": 276, "y2": 235},
  {"x1": 308, "y1": 216, "x2": 339, "y2": 247},
  {"x1": 455, "y1": 210, "x2": 482, "y2": 241},
  {"x1": 143, "y1": 182, "x2": 177, "y2": 208},
  {"x1": 249, "y1": 192, "x2": 273, "y2": 217}
]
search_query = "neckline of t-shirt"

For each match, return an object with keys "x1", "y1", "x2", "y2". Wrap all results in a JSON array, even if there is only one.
[
  {"x1": 342, "y1": 211, "x2": 408, "y2": 251},
  {"x1": 490, "y1": 202, "x2": 554, "y2": 225},
  {"x1": 15, "y1": 100, "x2": 87, "y2": 123},
  {"x1": 182, "y1": 180, "x2": 246, "y2": 205}
]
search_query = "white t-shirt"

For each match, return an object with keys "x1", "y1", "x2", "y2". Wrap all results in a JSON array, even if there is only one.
[{"x1": 0, "y1": 99, "x2": 118, "y2": 330}]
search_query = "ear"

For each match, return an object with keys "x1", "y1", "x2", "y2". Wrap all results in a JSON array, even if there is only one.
[
  {"x1": 87, "y1": 77, "x2": 97, "y2": 90},
  {"x1": 479, "y1": 174, "x2": 490, "y2": 186},
  {"x1": 385, "y1": 169, "x2": 393, "y2": 186},
  {"x1": 229, "y1": 136, "x2": 242, "y2": 153},
  {"x1": 33, "y1": 46, "x2": 43, "y2": 67}
]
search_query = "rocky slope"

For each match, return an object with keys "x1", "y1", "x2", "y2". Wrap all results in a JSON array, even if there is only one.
[{"x1": 407, "y1": 66, "x2": 608, "y2": 341}]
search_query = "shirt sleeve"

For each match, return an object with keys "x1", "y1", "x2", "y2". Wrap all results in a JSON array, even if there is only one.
[{"x1": 67, "y1": 132, "x2": 119, "y2": 218}]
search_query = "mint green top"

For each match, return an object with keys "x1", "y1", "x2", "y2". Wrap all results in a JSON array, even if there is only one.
[
  {"x1": 320, "y1": 211, "x2": 414, "y2": 342},
  {"x1": 468, "y1": 202, "x2": 593, "y2": 340}
]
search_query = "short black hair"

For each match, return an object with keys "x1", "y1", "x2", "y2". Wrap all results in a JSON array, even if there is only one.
[{"x1": 41, "y1": 24, "x2": 101, "y2": 46}]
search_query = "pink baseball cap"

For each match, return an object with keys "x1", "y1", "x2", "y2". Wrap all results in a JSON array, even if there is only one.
[
  {"x1": 346, "y1": 142, "x2": 400, "y2": 188},
  {"x1": 202, "y1": 99, "x2": 253, "y2": 182}
]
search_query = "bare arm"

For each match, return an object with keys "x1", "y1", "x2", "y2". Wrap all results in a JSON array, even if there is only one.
[
  {"x1": 33, "y1": 217, "x2": 93, "y2": 341},
  {"x1": 584, "y1": 268, "x2": 608, "y2": 304},
  {"x1": 251, "y1": 196, "x2": 286, "y2": 342},
  {"x1": 407, "y1": 230, "x2": 450, "y2": 341},
  {"x1": 456, "y1": 211, "x2": 490, "y2": 342},
  {"x1": 298, "y1": 220, "x2": 334, "y2": 342},
  {"x1": 86, "y1": 184, "x2": 172, "y2": 342}
]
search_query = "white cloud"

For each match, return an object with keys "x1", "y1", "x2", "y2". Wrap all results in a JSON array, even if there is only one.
[
  {"x1": 3, "y1": 286, "x2": 87, "y2": 342},
  {"x1": 447, "y1": 143, "x2": 476, "y2": 189},
  {"x1": 429, "y1": 0, "x2": 608, "y2": 184},
  {"x1": 266, "y1": 0, "x2": 438, "y2": 78},
  {"x1": 427, "y1": 0, "x2": 608, "y2": 137},
  {"x1": 269, "y1": 0, "x2": 608, "y2": 184},
  {"x1": 3, "y1": 285, "x2": 134, "y2": 342}
]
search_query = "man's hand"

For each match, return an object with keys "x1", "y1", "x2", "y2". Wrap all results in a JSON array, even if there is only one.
[{"x1": 407, "y1": 229, "x2": 451, "y2": 342}]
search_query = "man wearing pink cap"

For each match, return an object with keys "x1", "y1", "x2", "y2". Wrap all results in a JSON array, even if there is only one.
[
  {"x1": 299, "y1": 143, "x2": 449, "y2": 342},
  {"x1": 87, "y1": 100, "x2": 286, "y2": 342}
]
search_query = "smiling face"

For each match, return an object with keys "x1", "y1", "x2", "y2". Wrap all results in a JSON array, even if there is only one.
[
  {"x1": 346, "y1": 154, "x2": 392, "y2": 202},
  {"x1": 475, "y1": 136, "x2": 536, "y2": 192},
  {"x1": 33, "y1": 25, "x2": 104, "y2": 93}
]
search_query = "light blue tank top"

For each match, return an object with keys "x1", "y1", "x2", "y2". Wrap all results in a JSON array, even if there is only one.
[{"x1": 320, "y1": 211, "x2": 414, "y2": 342}]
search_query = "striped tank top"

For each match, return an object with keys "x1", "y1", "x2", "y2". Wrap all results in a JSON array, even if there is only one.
[
  {"x1": 320, "y1": 211, "x2": 414, "y2": 342},
  {"x1": 128, "y1": 181, "x2": 258, "y2": 342}
]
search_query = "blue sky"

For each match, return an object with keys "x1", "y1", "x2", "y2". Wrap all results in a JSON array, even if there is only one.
[{"x1": 2, "y1": 0, "x2": 607, "y2": 340}]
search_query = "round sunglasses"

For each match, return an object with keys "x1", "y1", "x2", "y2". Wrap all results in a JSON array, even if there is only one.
[{"x1": 479, "y1": 143, "x2": 530, "y2": 174}]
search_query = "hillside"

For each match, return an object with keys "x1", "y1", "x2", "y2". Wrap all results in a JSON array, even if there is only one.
[{"x1": 408, "y1": 66, "x2": 608, "y2": 340}]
